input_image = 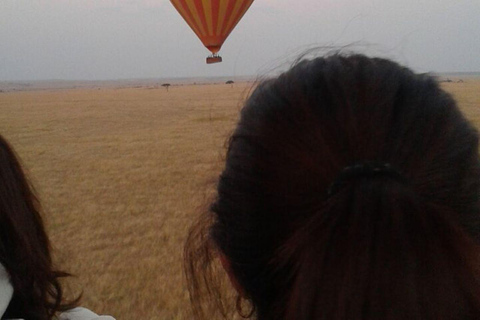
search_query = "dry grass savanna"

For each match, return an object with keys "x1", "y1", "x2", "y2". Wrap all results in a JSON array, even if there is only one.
[{"x1": 0, "y1": 79, "x2": 479, "y2": 319}]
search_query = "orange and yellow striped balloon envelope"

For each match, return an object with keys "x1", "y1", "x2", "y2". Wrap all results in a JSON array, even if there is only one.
[{"x1": 171, "y1": 0, "x2": 254, "y2": 59}]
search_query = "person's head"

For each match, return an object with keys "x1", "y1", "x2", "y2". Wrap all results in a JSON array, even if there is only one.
[
  {"x1": 0, "y1": 135, "x2": 77, "y2": 319},
  {"x1": 185, "y1": 54, "x2": 480, "y2": 320}
]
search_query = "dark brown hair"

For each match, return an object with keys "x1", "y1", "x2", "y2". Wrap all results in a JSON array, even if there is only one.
[
  {"x1": 185, "y1": 54, "x2": 480, "y2": 319},
  {"x1": 0, "y1": 135, "x2": 78, "y2": 319}
]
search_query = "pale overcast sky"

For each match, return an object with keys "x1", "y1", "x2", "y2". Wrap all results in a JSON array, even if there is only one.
[{"x1": 1, "y1": 0, "x2": 479, "y2": 81}]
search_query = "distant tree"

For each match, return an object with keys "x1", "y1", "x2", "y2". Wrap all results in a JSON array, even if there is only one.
[
  {"x1": 226, "y1": 80, "x2": 234, "y2": 84},
  {"x1": 162, "y1": 83, "x2": 171, "y2": 91}
]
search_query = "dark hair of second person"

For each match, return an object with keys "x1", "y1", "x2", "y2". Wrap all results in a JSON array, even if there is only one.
[
  {"x1": 185, "y1": 54, "x2": 480, "y2": 319},
  {"x1": 0, "y1": 135, "x2": 78, "y2": 319}
]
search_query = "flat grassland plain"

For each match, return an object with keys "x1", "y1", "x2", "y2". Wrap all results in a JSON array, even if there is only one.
[{"x1": 0, "y1": 79, "x2": 479, "y2": 319}]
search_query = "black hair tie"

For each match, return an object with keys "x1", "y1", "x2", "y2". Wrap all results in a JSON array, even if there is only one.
[{"x1": 327, "y1": 161, "x2": 406, "y2": 196}]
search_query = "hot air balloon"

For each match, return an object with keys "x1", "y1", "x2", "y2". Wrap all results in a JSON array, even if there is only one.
[{"x1": 170, "y1": 0, "x2": 254, "y2": 64}]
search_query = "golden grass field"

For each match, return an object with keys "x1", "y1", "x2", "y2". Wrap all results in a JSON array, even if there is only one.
[{"x1": 0, "y1": 79, "x2": 479, "y2": 319}]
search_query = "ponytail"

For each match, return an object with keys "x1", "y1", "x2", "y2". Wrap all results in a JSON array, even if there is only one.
[{"x1": 284, "y1": 177, "x2": 480, "y2": 320}]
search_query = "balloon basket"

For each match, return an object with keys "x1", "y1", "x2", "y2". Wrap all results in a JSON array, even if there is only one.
[{"x1": 207, "y1": 55, "x2": 222, "y2": 64}]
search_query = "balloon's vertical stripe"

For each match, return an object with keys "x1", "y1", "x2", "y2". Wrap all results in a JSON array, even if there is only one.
[
  {"x1": 185, "y1": 0, "x2": 207, "y2": 36},
  {"x1": 220, "y1": 0, "x2": 237, "y2": 36},
  {"x1": 216, "y1": 0, "x2": 229, "y2": 36},
  {"x1": 171, "y1": 0, "x2": 204, "y2": 39},
  {"x1": 201, "y1": 0, "x2": 214, "y2": 36},
  {"x1": 211, "y1": 0, "x2": 220, "y2": 36},
  {"x1": 222, "y1": 0, "x2": 245, "y2": 36},
  {"x1": 193, "y1": 0, "x2": 209, "y2": 37}
]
